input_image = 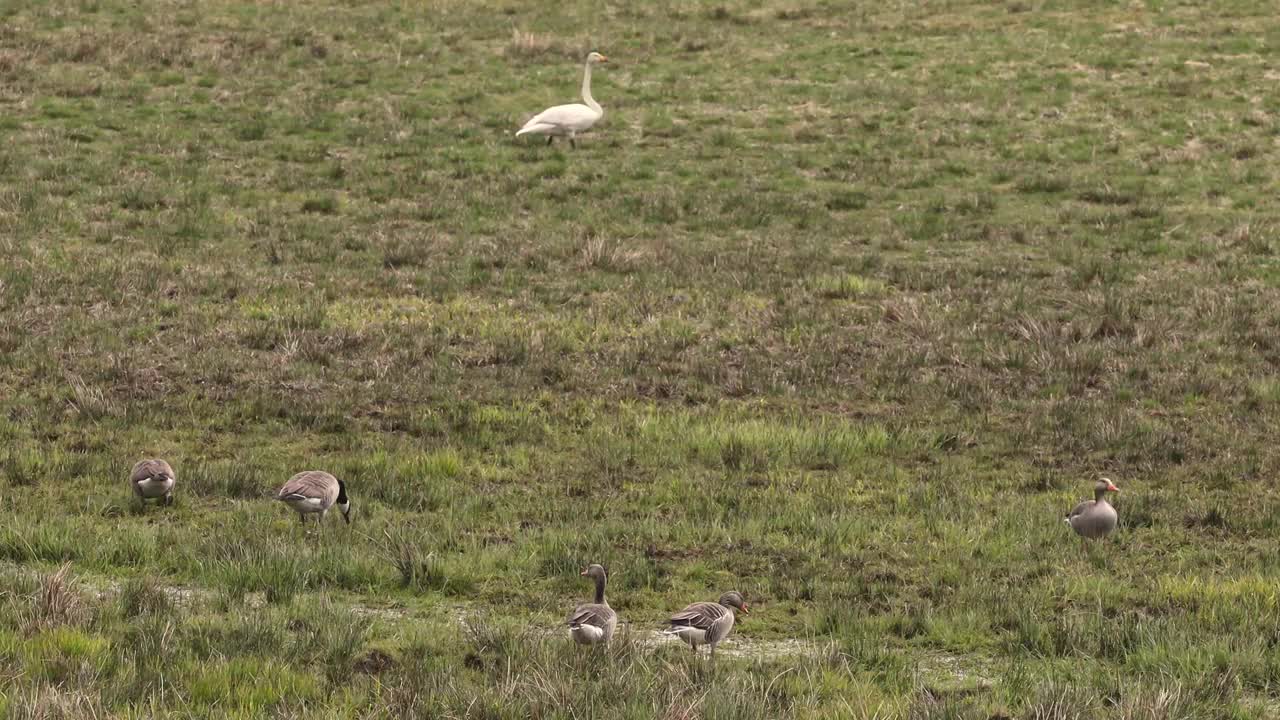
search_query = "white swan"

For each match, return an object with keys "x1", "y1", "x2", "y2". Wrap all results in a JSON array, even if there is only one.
[{"x1": 516, "y1": 52, "x2": 608, "y2": 148}]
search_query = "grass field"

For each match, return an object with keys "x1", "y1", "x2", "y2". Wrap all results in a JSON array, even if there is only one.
[{"x1": 2, "y1": 0, "x2": 1280, "y2": 716}]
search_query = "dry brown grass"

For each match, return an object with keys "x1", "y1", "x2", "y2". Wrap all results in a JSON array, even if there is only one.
[
  {"x1": 505, "y1": 28, "x2": 576, "y2": 59},
  {"x1": 7, "y1": 684, "x2": 107, "y2": 720},
  {"x1": 22, "y1": 564, "x2": 87, "y2": 634}
]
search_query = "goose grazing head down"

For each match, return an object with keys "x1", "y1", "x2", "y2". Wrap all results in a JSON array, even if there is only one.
[
  {"x1": 566, "y1": 563, "x2": 617, "y2": 645},
  {"x1": 130, "y1": 459, "x2": 176, "y2": 507},
  {"x1": 336, "y1": 480, "x2": 351, "y2": 524},
  {"x1": 719, "y1": 591, "x2": 750, "y2": 615},
  {"x1": 516, "y1": 51, "x2": 609, "y2": 149},
  {"x1": 1065, "y1": 476, "x2": 1119, "y2": 545},
  {"x1": 276, "y1": 471, "x2": 352, "y2": 529}
]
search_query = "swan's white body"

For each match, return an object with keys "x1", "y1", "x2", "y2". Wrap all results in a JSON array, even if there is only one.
[
  {"x1": 517, "y1": 52, "x2": 607, "y2": 147},
  {"x1": 518, "y1": 103, "x2": 600, "y2": 137}
]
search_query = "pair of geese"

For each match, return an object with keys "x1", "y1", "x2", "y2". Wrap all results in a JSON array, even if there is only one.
[
  {"x1": 569, "y1": 564, "x2": 749, "y2": 658},
  {"x1": 130, "y1": 460, "x2": 351, "y2": 525}
]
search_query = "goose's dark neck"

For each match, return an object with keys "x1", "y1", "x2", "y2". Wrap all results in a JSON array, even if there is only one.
[
  {"x1": 593, "y1": 575, "x2": 606, "y2": 605},
  {"x1": 1095, "y1": 488, "x2": 1107, "y2": 503}
]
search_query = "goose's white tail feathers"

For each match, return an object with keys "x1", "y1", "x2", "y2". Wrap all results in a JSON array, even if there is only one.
[
  {"x1": 570, "y1": 624, "x2": 606, "y2": 644},
  {"x1": 664, "y1": 627, "x2": 707, "y2": 647}
]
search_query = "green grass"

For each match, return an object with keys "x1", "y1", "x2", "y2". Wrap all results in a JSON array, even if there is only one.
[{"x1": 2, "y1": 0, "x2": 1280, "y2": 716}]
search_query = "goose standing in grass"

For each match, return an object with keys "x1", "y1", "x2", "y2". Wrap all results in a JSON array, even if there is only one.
[
  {"x1": 1066, "y1": 477, "x2": 1119, "y2": 548},
  {"x1": 664, "y1": 591, "x2": 748, "y2": 659},
  {"x1": 276, "y1": 471, "x2": 351, "y2": 530},
  {"x1": 566, "y1": 564, "x2": 617, "y2": 645},
  {"x1": 130, "y1": 459, "x2": 176, "y2": 507},
  {"x1": 516, "y1": 51, "x2": 608, "y2": 148}
]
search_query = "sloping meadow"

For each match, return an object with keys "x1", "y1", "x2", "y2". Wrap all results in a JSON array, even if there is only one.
[{"x1": 2, "y1": 0, "x2": 1280, "y2": 716}]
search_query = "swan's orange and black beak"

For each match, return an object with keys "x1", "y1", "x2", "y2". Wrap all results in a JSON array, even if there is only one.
[{"x1": 598, "y1": 54, "x2": 609, "y2": 62}]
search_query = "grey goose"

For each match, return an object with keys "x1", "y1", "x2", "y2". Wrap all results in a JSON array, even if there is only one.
[
  {"x1": 1066, "y1": 477, "x2": 1119, "y2": 546},
  {"x1": 664, "y1": 591, "x2": 748, "y2": 658},
  {"x1": 566, "y1": 564, "x2": 617, "y2": 645}
]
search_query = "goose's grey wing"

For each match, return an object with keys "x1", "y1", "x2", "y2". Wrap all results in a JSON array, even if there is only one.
[
  {"x1": 567, "y1": 603, "x2": 615, "y2": 629},
  {"x1": 705, "y1": 609, "x2": 736, "y2": 645},
  {"x1": 130, "y1": 459, "x2": 174, "y2": 485},
  {"x1": 1067, "y1": 499, "x2": 1094, "y2": 520},
  {"x1": 668, "y1": 601, "x2": 726, "y2": 631},
  {"x1": 277, "y1": 471, "x2": 338, "y2": 503}
]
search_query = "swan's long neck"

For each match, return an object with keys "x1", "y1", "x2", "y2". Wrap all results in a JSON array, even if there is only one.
[
  {"x1": 593, "y1": 575, "x2": 606, "y2": 605},
  {"x1": 581, "y1": 61, "x2": 601, "y2": 115}
]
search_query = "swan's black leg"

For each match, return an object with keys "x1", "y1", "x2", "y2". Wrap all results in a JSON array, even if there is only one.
[
  {"x1": 546, "y1": 136, "x2": 554, "y2": 146},
  {"x1": 570, "y1": 137, "x2": 577, "y2": 149}
]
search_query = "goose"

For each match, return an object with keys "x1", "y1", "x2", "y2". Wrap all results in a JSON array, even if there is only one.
[
  {"x1": 275, "y1": 471, "x2": 351, "y2": 529},
  {"x1": 130, "y1": 459, "x2": 175, "y2": 506},
  {"x1": 566, "y1": 564, "x2": 617, "y2": 645},
  {"x1": 1066, "y1": 477, "x2": 1119, "y2": 548},
  {"x1": 664, "y1": 591, "x2": 748, "y2": 659},
  {"x1": 516, "y1": 51, "x2": 608, "y2": 148}
]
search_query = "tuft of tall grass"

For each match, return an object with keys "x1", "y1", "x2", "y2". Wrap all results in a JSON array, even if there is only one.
[
  {"x1": 630, "y1": 410, "x2": 901, "y2": 473},
  {"x1": 117, "y1": 575, "x2": 173, "y2": 619},
  {"x1": 24, "y1": 564, "x2": 88, "y2": 634},
  {"x1": 285, "y1": 596, "x2": 371, "y2": 683},
  {"x1": 337, "y1": 449, "x2": 461, "y2": 513},
  {"x1": 381, "y1": 528, "x2": 478, "y2": 596},
  {"x1": 185, "y1": 459, "x2": 270, "y2": 499},
  {"x1": 187, "y1": 656, "x2": 321, "y2": 711},
  {"x1": 0, "y1": 520, "x2": 81, "y2": 565}
]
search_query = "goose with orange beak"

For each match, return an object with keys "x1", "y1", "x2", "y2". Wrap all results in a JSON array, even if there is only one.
[
  {"x1": 664, "y1": 591, "x2": 748, "y2": 659},
  {"x1": 566, "y1": 564, "x2": 617, "y2": 645},
  {"x1": 1066, "y1": 477, "x2": 1119, "y2": 549}
]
